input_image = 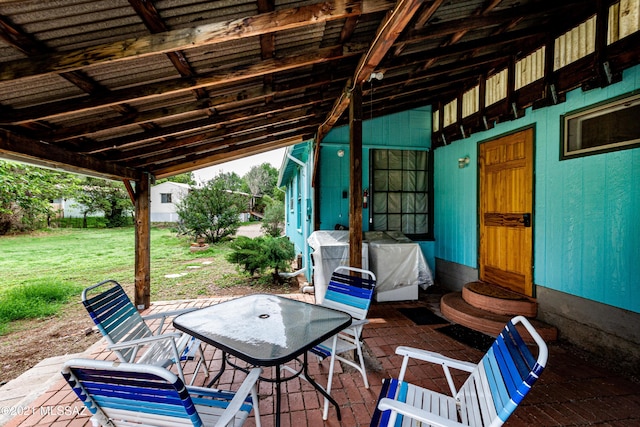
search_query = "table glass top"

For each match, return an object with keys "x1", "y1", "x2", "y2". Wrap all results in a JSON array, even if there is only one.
[{"x1": 173, "y1": 294, "x2": 351, "y2": 365}]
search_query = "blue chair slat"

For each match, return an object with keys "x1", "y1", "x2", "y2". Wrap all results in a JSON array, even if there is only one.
[
  {"x1": 180, "y1": 335, "x2": 201, "y2": 361},
  {"x1": 372, "y1": 316, "x2": 548, "y2": 427},
  {"x1": 324, "y1": 289, "x2": 371, "y2": 310},
  {"x1": 331, "y1": 272, "x2": 376, "y2": 288},
  {"x1": 63, "y1": 359, "x2": 260, "y2": 427},
  {"x1": 82, "y1": 280, "x2": 210, "y2": 385},
  {"x1": 506, "y1": 321, "x2": 536, "y2": 368},
  {"x1": 499, "y1": 329, "x2": 532, "y2": 381},
  {"x1": 309, "y1": 344, "x2": 332, "y2": 359},
  {"x1": 328, "y1": 280, "x2": 374, "y2": 299},
  {"x1": 492, "y1": 337, "x2": 521, "y2": 398},
  {"x1": 370, "y1": 378, "x2": 401, "y2": 427},
  {"x1": 307, "y1": 266, "x2": 377, "y2": 420}
]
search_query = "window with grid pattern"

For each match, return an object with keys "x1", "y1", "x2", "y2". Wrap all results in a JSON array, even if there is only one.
[{"x1": 371, "y1": 150, "x2": 432, "y2": 239}]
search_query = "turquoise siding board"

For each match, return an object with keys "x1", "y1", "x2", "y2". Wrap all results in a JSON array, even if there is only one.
[
  {"x1": 434, "y1": 138, "x2": 478, "y2": 267},
  {"x1": 434, "y1": 64, "x2": 640, "y2": 313}
]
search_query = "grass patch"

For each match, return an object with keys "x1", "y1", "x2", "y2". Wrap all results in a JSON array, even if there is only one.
[
  {"x1": 0, "y1": 226, "x2": 293, "y2": 334},
  {"x1": 0, "y1": 279, "x2": 83, "y2": 334}
]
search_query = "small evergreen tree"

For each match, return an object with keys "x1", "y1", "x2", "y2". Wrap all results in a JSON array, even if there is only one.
[
  {"x1": 176, "y1": 176, "x2": 245, "y2": 243},
  {"x1": 261, "y1": 196, "x2": 285, "y2": 237},
  {"x1": 226, "y1": 236, "x2": 295, "y2": 283}
]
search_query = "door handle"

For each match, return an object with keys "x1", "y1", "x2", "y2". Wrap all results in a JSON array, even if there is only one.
[{"x1": 523, "y1": 213, "x2": 531, "y2": 227}]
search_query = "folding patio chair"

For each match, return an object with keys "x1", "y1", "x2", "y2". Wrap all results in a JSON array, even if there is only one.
[
  {"x1": 311, "y1": 266, "x2": 377, "y2": 419},
  {"x1": 62, "y1": 358, "x2": 261, "y2": 427},
  {"x1": 371, "y1": 315, "x2": 548, "y2": 427},
  {"x1": 82, "y1": 279, "x2": 209, "y2": 385}
]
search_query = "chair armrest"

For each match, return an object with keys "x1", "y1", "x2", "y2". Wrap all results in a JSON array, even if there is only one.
[
  {"x1": 350, "y1": 318, "x2": 369, "y2": 327},
  {"x1": 396, "y1": 346, "x2": 476, "y2": 372},
  {"x1": 378, "y1": 398, "x2": 466, "y2": 427},
  {"x1": 107, "y1": 332, "x2": 182, "y2": 351},
  {"x1": 189, "y1": 367, "x2": 262, "y2": 427}
]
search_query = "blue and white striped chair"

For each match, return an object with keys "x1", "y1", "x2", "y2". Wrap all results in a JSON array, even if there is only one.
[
  {"x1": 82, "y1": 279, "x2": 209, "y2": 385},
  {"x1": 371, "y1": 315, "x2": 548, "y2": 427},
  {"x1": 311, "y1": 266, "x2": 376, "y2": 420},
  {"x1": 62, "y1": 358, "x2": 261, "y2": 427}
]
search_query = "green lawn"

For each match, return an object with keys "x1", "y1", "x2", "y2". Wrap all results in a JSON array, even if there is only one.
[{"x1": 0, "y1": 227, "x2": 250, "y2": 334}]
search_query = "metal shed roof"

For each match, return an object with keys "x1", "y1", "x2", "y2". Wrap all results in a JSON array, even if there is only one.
[{"x1": 1, "y1": 0, "x2": 638, "y2": 181}]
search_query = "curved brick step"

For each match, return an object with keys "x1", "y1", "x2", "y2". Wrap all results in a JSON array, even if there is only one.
[
  {"x1": 462, "y1": 281, "x2": 538, "y2": 317},
  {"x1": 441, "y1": 292, "x2": 557, "y2": 343}
]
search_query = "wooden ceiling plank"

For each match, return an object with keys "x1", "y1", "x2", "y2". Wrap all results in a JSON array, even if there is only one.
[
  {"x1": 151, "y1": 133, "x2": 309, "y2": 179},
  {"x1": 48, "y1": 74, "x2": 341, "y2": 142},
  {"x1": 402, "y1": 0, "x2": 588, "y2": 45},
  {"x1": 0, "y1": 2, "x2": 367, "y2": 82},
  {"x1": 122, "y1": 118, "x2": 317, "y2": 166},
  {"x1": 88, "y1": 97, "x2": 327, "y2": 154},
  {"x1": 0, "y1": 129, "x2": 140, "y2": 181},
  {"x1": 3, "y1": 45, "x2": 359, "y2": 125}
]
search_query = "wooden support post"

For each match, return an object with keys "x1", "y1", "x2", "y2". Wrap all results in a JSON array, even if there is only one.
[
  {"x1": 134, "y1": 174, "x2": 151, "y2": 309},
  {"x1": 349, "y1": 83, "x2": 363, "y2": 269}
]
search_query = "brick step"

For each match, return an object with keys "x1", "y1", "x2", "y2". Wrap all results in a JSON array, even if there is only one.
[
  {"x1": 462, "y1": 281, "x2": 538, "y2": 317},
  {"x1": 441, "y1": 292, "x2": 558, "y2": 343}
]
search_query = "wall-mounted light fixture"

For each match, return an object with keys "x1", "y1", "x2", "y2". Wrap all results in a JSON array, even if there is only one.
[
  {"x1": 337, "y1": 149, "x2": 345, "y2": 158},
  {"x1": 458, "y1": 156, "x2": 470, "y2": 169}
]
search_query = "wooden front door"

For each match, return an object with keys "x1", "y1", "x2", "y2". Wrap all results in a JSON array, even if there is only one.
[{"x1": 479, "y1": 128, "x2": 534, "y2": 296}]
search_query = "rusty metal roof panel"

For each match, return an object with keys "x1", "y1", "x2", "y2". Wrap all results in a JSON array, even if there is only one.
[
  {"x1": 0, "y1": 74, "x2": 83, "y2": 109},
  {"x1": 155, "y1": 0, "x2": 258, "y2": 28},
  {"x1": 1, "y1": 0, "x2": 638, "y2": 180},
  {"x1": 83, "y1": 55, "x2": 182, "y2": 90},
  {"x1": 185, "y1": 39, "x2": 263, "y2": 75},
  {"x1": 1, "y1": 0, "x2": 146, "y2": 50}
]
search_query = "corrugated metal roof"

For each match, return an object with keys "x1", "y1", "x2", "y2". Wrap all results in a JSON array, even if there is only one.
[{"x1": 0, "y1": 0, "x2": 638, "y2": 180}]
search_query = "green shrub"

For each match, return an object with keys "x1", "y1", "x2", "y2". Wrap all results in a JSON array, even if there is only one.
[
  {"x1": 226, "y1": 236, "x2": 295, "y2": 283},
  {"x1": 0, "y1": 279, "x2": 83, "y2": 335}
]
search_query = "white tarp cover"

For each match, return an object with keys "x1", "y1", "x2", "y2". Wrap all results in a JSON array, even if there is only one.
[
  {"x1": 308, "y1": 230, "x2": 433, "y2": 302},
  {"x1": 364, "y1": 231, "x2": 433, "y2": 294},
  {"x1": 308, "y1": 230, "x2": 368, "y2": 304}
]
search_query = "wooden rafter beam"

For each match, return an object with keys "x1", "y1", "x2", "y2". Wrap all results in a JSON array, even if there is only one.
[
  {"x1": 2, "y1": 45, "x2": 359, "y2": 125},
  {"x1": 0, "y1": 2, "x2": 373, "y2": 82},
  {"x1": 0, "y1": 130, "x2": 141, "y2": 181},
  {"x1": 152, "y1": 135, "x2": 307, "y2": 179},
  {"x1": 316, "y1": 0, "x2": 425, "y2": 143},
  {"x1": 128, "y1": 0, "x2": 207, "y2": 99},
  {"x1": 109, "y1": 112, "x2": 321, "y2": 162},
  {"x1": 401, "y1": 0, "x2": 588, "y2": 45},
  {"x1": 128, "y1": 118, "x2": 318, "y2": 169}
]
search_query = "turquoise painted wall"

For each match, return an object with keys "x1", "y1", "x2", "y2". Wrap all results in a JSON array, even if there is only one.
[
  {"x1": 434, "y1": 65, "x2": 640, "y2": 313},
  {"x1": 318, "y1": 107, "x2": 436, "y2": 269},
  {"x1": 282, "y1": 143, "x2": 314, "y2": 280}
]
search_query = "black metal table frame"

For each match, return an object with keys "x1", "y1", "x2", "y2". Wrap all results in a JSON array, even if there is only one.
[
  {"x1": 173, "y1": 294, "x2": 351, "y2": 427},
  {"x1": 209, "y1": 350, "x2": 340, "y2": 422}
]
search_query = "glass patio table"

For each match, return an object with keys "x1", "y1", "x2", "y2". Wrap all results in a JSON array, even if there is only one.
[{"x1": 173, "y1": 293, "x2": 352, "y2": 426}]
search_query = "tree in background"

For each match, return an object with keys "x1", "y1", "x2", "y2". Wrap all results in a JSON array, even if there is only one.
[
  {"x1": 0, "y1": 161, "x2": 81, "y2": 234},
  {"x1": 75, "y1": 178, "x2": 132, "y2": 228},
  {"x1": 176, "y1": 176, "x2": 246, "y2": 243},
  {"x1": 261, "y1": 196, "x2": 285, "y2": 237},
  {"x1": 216, "y1": 171, "x2": 245, "y2": 192},
  {"x1": 155, "y1": 172, "x2": 195, "y2": 186},
  {"x1": 244, "y1": 163, "x2": 278, "y2": 197}
]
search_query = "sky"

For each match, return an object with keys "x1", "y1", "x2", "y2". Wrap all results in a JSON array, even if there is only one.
[{"x1": 192, "y1": 147, "x2": 286, "y2": 184}]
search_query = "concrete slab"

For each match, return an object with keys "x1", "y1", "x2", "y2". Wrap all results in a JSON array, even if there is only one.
[{"x1": 0, "y1": 339, "x2": 104, "y2": 426}]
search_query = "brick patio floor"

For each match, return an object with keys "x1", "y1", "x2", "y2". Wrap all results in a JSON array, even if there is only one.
[{"x1": 3, "y1": 291, "x2": 639, "y2": 427}]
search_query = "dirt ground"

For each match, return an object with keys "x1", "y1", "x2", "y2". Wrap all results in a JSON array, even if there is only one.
[{"x1": 0, "y1": 278, "x2": 300, "y2": 385}]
